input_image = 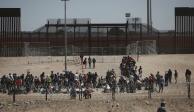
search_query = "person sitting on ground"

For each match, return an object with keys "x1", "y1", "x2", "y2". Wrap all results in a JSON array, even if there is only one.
[
  {"x1": 157, "y1": 99, "x2": 167, "y2": 112},
  {"x1": 70, "y1": 84, "x2": 77, "y2": 99},
  {"x1": 84, "y1": 86, "x2": 92, "y2": 99}
]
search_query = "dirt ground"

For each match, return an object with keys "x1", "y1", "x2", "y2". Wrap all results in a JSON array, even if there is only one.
[{"x1": 0, "y1": 54, "x2": 194, "y2": 112}]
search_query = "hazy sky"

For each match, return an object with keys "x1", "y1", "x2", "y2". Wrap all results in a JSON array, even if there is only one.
[{"x1": 0, "y1": 0, "x2": 194, "y2": 31}]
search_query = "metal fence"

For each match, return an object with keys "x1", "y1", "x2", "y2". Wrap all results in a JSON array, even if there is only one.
[
  {"x1": 0, "y1": 40, "x2": 157, "y2": 56},
  {"x1": 0, "y1": 40, "x2": 157, "y2": 65}
]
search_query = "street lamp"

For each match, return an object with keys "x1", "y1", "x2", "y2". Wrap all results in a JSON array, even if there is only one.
[
  {"x1": 125, "y1": 13, "x2": 131, "y2": 22},
  {"x1": 125, "y1": 12, "x2": 130, "y2": 46},
  {"x1": 147, "y1": 0, "x2": 152, "y2": 33},
  {"x1": 61, "y1": 0, "x2": 69, "y2": 71}
]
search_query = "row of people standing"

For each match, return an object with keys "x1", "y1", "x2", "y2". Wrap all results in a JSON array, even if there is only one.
[
  {"x1": 145, "y1": 69, "x2": 175, "y2": 94},
  {"x1": 0, "y1": 70, "x2": 99, "y2": 95},
  {"x1": 153, "y1": 68, "x2": 191, "y2": 93},
  {"x1": 82, "y1": 56, "x2": 96, "y2": 69}
]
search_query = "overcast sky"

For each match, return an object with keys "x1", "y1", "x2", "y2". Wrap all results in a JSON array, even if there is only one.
[{"x1": 0, "y1": 0, "x2": 194, "y2": 31}]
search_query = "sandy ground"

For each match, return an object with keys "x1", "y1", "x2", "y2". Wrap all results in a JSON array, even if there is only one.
[{"x1": 0, "y1": 54, "x2": 194, "y2": 112}]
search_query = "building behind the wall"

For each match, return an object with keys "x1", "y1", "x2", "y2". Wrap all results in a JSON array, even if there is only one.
[{"x1": 21, "y1": 18, "x2": 160, "y2": 56}]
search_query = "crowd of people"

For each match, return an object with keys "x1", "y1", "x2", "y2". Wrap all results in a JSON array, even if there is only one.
[
  {"x1": 0, "y1": 55, "x2": 192, "y2": 99},
  {"x1": 0, "y1": 71, "x2": 99, "y2": 98},
  {"x1": 118, "y1": 56, "x2": 192, "y2": 94},
  {"x1": 118, "y1": 56, "x2": 144, "y2": 93}
]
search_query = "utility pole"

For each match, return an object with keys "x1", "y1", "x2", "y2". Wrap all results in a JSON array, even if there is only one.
[
  {"x1": 147, "y1": 0, "x2": 152, "y2": 34},
  {"x1": 188, "y1": 82, "x2": 191, "y2": 99},
  {"x1": 13, "y1": 78, "x2": 16, "y2": 103},
  {"x1": 61, "y1": 0, "x2": 69, "y2": 71}
]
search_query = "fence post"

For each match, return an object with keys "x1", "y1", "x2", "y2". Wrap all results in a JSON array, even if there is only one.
[
  {"x1": 136, "y1": 41, "x2": 139, "y2": 62},
  {"x1": 188, "y1": 82, "x2": 191, "y2": 99},
  {"x1": 148, "y1": 84, "x2": 152, "y2": 99},
  {"x1": 79, "y1": 85, "x2": 83, "y2": 101},
  {"x1": 79, "y1": 56, "x2": 83, "y2": 101},
  {"x1": 45, "y1": 82, "x2": 48, "y2": 101},
  {"x1": 102, "y1": 47, "x2": 104, "y2": 63},
  {"x1": 112, "y1": 79, "x2": 117, "y2": 101},
  {"x1": 13, "y1": 78, "x2": 16, "y2": 103},
  {"x1": 112, "y1": 89, "x2": 115, "y2": 101}
]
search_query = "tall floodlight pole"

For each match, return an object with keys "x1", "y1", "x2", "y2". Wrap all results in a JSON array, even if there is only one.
[
  {"x1": 147, "y1": 0, "x2": 152, "y2": 34},
  {"x1": 125, "y1": 12, "x2": 130, "y2": 46},
  {"x1": 125, "y1": 13, "x2": 131, "y2": 22},
  {"x1": 150, "y1": 0, "x2": 152, "y2": 33},
  {"x1": 147, "y1": 0, "x2": 150, "y2": 33},
  {"x1": 61, "y1": 0, "x2": 69, "y2": 71}
]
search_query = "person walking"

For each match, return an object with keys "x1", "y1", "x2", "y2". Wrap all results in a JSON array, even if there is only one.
[
  {"x1": 138, "y1": 66, "x2": 143, "y2": 78},
  {"x1": 80, "y1": 54, "x2": 84, "y2": 65},
  {"x1": 159, "y1": 76, "x2": 164, "y2": 93},
  {"x1": 174, "y1": 70, "x2": 178, "y2": 84},
  {"x1": 168, "y1": 69, "x2": 172, "y2": 84},
  {"x1": 156, "y1": 71, "x2": 160, "y2": 87},
  {"x1": 185, "y1": 69, "x2": 192, "y2": 82},
  {"x1": 92, "y1": 58, "x2": 96, "y2": 69},
  {"x1": 164, "y1": 71, "x2": 168, "y2": 86},
  {"x1": 88, "y1": 56, "x2": 92, "y2": 69},
  {"x1": 80, "y1": 54, "x2": 84, "y2": 69},
  {"x1": 83, "y1": 58, "x2": 87, "y2": 69}
]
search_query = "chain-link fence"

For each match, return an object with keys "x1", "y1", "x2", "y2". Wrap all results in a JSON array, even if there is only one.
[{"x1": 0, "y1": 40, "x2": 157, "y2": 65}]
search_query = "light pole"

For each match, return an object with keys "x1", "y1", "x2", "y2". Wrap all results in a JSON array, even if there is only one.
[
  {"x1": 147, "y1": 0, "x2": 152, "y2": 34},
  {"x1": 61, "y1": 0, "x2": 69, "y2": 71},
  {"x1": 125, "y1": 12, "x2": 130, "y2": 47},
  {"x1": 125, "y1": 13, "x2": 131, "y2": 22}
]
